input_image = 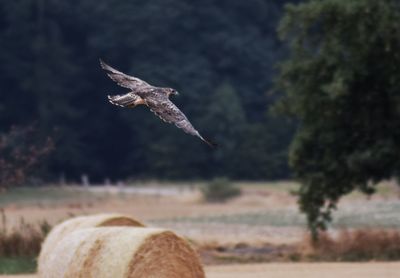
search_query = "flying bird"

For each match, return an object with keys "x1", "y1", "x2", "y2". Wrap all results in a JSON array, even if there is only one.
[{"x1": 100, "y1": 59, "x2": 216, "y2": 147}]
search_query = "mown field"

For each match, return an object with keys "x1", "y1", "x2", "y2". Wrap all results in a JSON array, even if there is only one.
[
  {"x1": 0, "y1": 181, "x2": 399, "y2": 276},
  {"x1": 2, "y1": 181, "x2": 399, "y2": 243},
  {"x1": 1, "y1": 262, "x2": 400, "y2": 278}
]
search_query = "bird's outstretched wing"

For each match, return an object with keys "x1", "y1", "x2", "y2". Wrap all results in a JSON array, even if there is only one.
[
  {"x1": 100, "y1": 59, "x2": 152, "y2": 91},
  {"x1": 147, "y1": 96, "x2": 217, "y2": 147}
]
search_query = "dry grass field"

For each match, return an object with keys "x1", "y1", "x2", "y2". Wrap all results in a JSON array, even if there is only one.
[
  {"x1": 0, "y1": 180, "x2": 399, "y2": 276},
  {"x1": 1, "y1": 181, "x2": 399, "y2": 244},
  {"x1": 1, "y1": 262, "x2": 399, "y2": 278},
  {"x1": 0, "y1": 181, "x2": 304, "y2": 244}
]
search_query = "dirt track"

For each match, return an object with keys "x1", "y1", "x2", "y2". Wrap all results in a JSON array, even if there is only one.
[
  {"x1": 2, "y1": 262, "x2": 400, "y2": 278},
  {"x1": 206, "y1": 262, "x2": 400, "y2": 278}
]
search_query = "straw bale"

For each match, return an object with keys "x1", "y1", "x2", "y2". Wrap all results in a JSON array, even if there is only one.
[
  {"x1": 38, "y1": 214, "x2": 144, "y2": 275},
  {"x1": 41, "y1": 227, "x2": 205, "y2": 278}
]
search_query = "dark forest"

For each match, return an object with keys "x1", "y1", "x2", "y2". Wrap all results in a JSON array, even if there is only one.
[{"x1": 0, "y1": 0, "x2": 300, "y2": 182}]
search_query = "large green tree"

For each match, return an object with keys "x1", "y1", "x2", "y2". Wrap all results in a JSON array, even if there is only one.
[{"x1": 277, "y1": 0, "x2": 400, "y2": 237}]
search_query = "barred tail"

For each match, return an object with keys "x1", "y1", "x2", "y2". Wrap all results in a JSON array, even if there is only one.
[{"x1": 107, "y1": 94, "x2": 139, "y2": 108}]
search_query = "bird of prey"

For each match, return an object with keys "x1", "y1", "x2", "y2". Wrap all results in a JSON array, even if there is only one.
[{"x1": 100, "y1": 59, "x2": 216, "y2": 147}]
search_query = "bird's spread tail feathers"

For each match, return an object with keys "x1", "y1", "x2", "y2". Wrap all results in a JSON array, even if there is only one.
[{"x1": 107, "y1": 94, "x2": 137, "y2": 108}]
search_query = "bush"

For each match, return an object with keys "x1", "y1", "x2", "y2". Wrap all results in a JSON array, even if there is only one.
[
  {"x1": 201, "y1": 178, "x2": 241, "y2": 202},
  {"x1": 0, "y1": 210, "x2": 50, "y2": 258},
  {"x1": 308, "y1": 229, "x2": 400, "y2": 261},
  {"x1": 0, "y1": 126, "x2": 53, "y2": 189}
]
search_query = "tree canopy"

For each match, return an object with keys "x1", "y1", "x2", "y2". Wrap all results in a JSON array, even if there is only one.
[{"x1": 277, "y1": 0, "x2": 400, "y2": 237}]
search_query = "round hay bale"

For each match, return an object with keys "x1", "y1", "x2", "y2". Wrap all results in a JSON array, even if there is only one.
[
  {"x1": 41, "y1": 227, "x2": 205, "y2": 278},
  {"x1": 38, "y1": 214, "x2": 144, "y2": 275}
]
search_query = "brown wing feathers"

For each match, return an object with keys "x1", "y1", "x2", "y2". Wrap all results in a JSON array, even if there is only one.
[
  {"x1": 99, "y1": 59, "x2": 150, "y2": 90},
  {"x1": 100, "y1": 59, "x2": 217, "y2": 147}
]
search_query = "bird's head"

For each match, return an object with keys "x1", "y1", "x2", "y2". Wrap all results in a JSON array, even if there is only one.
[{"x1": 166, "y1": 88, "x2": 179, "y2": 97}]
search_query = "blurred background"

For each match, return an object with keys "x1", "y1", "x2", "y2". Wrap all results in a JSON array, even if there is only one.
[
  {"x1": 0, "y1": 0, "x2": 298, "y2": 183},
  {"x1": 1, "y1": 0, "x2": 400, "y2": 276}
]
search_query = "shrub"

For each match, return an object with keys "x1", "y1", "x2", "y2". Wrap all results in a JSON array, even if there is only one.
[
  {"x1": 201, "y1": 178, "x2": 241, "y2": 202},
  {"x1": 0, "y1": 126, "x2": 53, "y2": 189},
  {"x1": 0, "y1": 210, "x2": 50, "y2": 257},
  {"x1": 307, "y1": 229, "x2": 400, "y2": 261}
]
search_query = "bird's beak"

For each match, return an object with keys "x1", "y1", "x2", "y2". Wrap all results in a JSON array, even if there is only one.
[{"x1": 175, "y1": 91, "x2": 179, "y2": 96}]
